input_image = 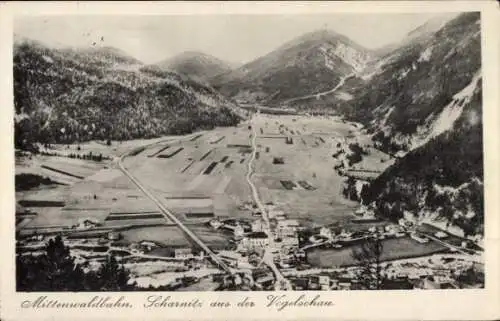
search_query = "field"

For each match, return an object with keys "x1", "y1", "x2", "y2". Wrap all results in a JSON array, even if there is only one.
[
  {"x1": 306, "y1": 236, "x2": 449, "y2": 267},
  {"x1": 252, "y1": 116, "x2": 359, "y2": 226},
  {"x1": 118, "y1": 115, "x2": 395, "y2": 231},
  {"x1": 120, "y1": 225, "x2": 231, "y2": 250},
  {"x1": 121, "y1": 124, "x2": 256, "y2": 222},
  {"x1": 16, "y1": 116, "x2": 394, "y2": 250}
]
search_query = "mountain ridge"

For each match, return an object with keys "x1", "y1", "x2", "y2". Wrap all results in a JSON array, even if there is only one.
[
  {"x1": 153, "y1": 51, "x2": 234, "y2": 83},
  {"x1": 211, "y1": 28, "x2": 373, "y2": 105}
]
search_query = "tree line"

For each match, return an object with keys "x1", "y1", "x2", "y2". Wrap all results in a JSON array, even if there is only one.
[{"x1": 17, "y1": 236, "x2": 133, "y2": 291}]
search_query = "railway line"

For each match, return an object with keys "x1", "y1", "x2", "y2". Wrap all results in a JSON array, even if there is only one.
[{"x1": 117, "y1": 134, "x2": 233, "y2": 275}]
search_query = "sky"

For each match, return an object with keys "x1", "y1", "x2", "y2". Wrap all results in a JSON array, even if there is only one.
[{"x1": 14, "y1": 13, "x2": 454, "y2": 65}]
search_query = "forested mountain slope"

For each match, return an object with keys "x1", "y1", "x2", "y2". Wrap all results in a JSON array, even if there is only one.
[
  {"x1": 14, "y1": 40, "x2": 242, "y2": 149},
  {"x1": 349, "y1": 12, "x2": 484, "y2": 239},
  {"x1": 343, "y1": 12, "x2": 481, "y2": 154}
]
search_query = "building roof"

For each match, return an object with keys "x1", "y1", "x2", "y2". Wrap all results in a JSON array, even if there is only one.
[{"x1": 246, "y1": 232, "x2": 268, "y2": 239}]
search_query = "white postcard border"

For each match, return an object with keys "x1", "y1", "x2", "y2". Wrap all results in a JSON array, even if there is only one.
[{"x1": 1, "y1": 2, "x2": 499, "y2": 321}]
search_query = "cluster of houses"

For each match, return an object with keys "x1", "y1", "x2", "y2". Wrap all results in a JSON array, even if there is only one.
[
  {"x1": 381, "y1": 254, "x2": 480, "y2": 289},
  {"x1": 312, "y1": 222, "x2": 407, "y2": 247},
  {"x1": 283, "y1": 253, "x2": 481, "y2": 290},
  {"x1": 71, "y1": 218, "x2": 101, "y2": 230},
  {"x1": 209, "y1": 204, "x2": 304, "y2": 268}
]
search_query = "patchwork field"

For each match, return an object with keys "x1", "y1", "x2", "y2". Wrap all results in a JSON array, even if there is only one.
[
  {"x1": 251, "y1": 116, "x2": 360, "y2": 226},
  {"x1": 16, "y1": 116, "x2": 394, "y2": 249}
]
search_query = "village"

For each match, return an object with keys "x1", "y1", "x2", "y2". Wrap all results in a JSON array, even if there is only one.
[{"x1": 16, "y1": 197, "x2": 484, "y2": 291}]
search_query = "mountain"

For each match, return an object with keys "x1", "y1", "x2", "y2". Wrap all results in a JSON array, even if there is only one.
[
  {"x1": 211, "y1": 29, "x2": 374, "y2": 105},
  {"x1": 60, "y1": 45, "x2": 144, "y2": 66},
  {"x1": 14, "y1": 40, "x2": 242, "y2": 148},
  {"x1": 348, "y1": 12, "x2": 483, "y2": 239},
  {"x1": 373, "y1": 13, "x2": 460, "y2": 57},
  {"x1": 361, "y1": 79, "x2": 483, "y2": 238},
  {"x1": 343, "y1": 12, "x2": 481, "y2": 154},
  {"x1": 153, "y1": 51, "x2": 234, "y2": 83}
]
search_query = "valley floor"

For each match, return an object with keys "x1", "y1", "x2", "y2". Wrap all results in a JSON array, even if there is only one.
[{"x1": 15, "y1": 113, "x2": 484, "y2": 291}]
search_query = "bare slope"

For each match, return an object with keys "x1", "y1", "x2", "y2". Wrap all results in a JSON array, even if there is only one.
[{"x1": 211, "y1": 29, "x2": 373, "y2": 105}]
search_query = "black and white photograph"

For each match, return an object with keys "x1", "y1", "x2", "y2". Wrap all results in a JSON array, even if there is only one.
[{"x1": 12, "y1": 10, "x2": 486, "y2": 293}]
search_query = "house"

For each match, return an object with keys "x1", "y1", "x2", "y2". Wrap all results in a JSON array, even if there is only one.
[
  {"x1": 107, "y1": 231, "x2": 121, "y2": 241},
  {"x1": 210, "y1": 219, "x2": 223, "y2": 229},
  {"x1": 234, "y1": 224, "x2": 245, "y2": 239},
  {"x1": 319, "y1": 226, "x2": 333, "y2": 239},
  {"x1": 255, "y1": 275, "x2": 275, "y2": 288},
  {"x1": 355, "y1": 205, "x2": 367, "y2": 216},
  {"x1": 294, "y1": 249, "x2": 306, "y2": 260},
  {"x1": 138, "y1": 241, "x2": 158, "y2": 252},
  {"x1": 268, "y1": 209, "x2": 285, "y2": 219},
  {"x1": 410, "y1": 232, "x2": 429, "y2": 244},
  {"x1": 218, "y1": 251, "x2": 249, "y2": 268},
  {"x1": 74, "y1": 218, "x2": 100, "y2": 230},
  {"x1": 140, "y1": 241, "x2": 158, "y2": 248},
  {"x1": 318, "y1": 275, "x2": 330, "y2": 290},
  {"x1": 233, "y1": 274, "x2": 243, "y2": 286},
  {"x1": 418, "y1": 276, "x2": 456, "y2": 289},
  {"x1": 251, "y1": 219, "x2": 264, "y2": 232},
  {"x1": 338, "y1": 282, "x2": 352, "y2": 290},
  {"x1": 275, "y1": 213, "x2": 287, "y2": 221},
  {"x1": 435, "y1": 231, "x2": 448, "y2": 239},
  {"x1": 240, "y1": 232, "x2": 269, "y2": 250},
  {"x1": 339, "y1": 229, "x2": 352, "y2": 238},
  {"x1": 399, "y1": 218, "x2": 414, "y2": 229},
  {"x1": 276, "y1": 219, "x2": 300, "y2": 238},
  {"x1": 394, "y1": 150, "x2": 407, "y2": 158},
  {"x1": 280, "y1": 235, "x2": 299, "y2": 247},
  {"x1": 385, "y1": 224, "x2": 405, "y2": 236},
  {"x1": 256, "y1": 275, "x2": 275, "y2": 289},
  {"x1": 403, "y1": 211, "x2": 416, "y2": 223},
  {"x1": 175, "y1": 248, "x2": 194, "y2": 260}
]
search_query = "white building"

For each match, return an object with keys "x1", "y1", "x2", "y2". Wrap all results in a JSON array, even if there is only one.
[
  {"x1": 174, "y1": 248, "x2": 194, "y2": 260},
  {"x1": 276, "y1": 219, "x2": 300, "y2": 238},
  {"x1": 339, "y1": 229, "x2": 353, "y2": 239},
  {"x1": 410, "y1": 232, "x2": 429, "y2": 244},
  {"x1": 281, "y1": 235, "x2": 299, "y2": 247},
  {"x1": 210, "y1": 219, "x2": 223, "y2": 229},
  {"x1": 268, "y1": 209, "x2": 285, "y2": 219},
  {"x1": 435, "y1": 231, "x2": 448, "y2": 239},
  {"x1": 234, "y1": 224, "x2": 245, "y2": 239},
  {"x1": 74, "y1": 218, "x2": 100, "y2": 230},
  {"x1": 318, "y1": 275, "x2": 330, "y2": 290},
  {"x1": 107, "y1": 231, "x2": 121, "y2": 241},
  {"x1": 240, "y1": 232, "x2": 269, "y2": 250},
  {"x1": 251, "y1": 219, "x2": 264, "y2": 232},
  {"x1": 403, "y1": 211, "x2": 417, "y2": 223},
  {"x1": 319, "y1": 227, "x2": 333, "y2": 239},
  {"x1": 218, "y1": 250, "x2": 248, "y2": 268}
]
